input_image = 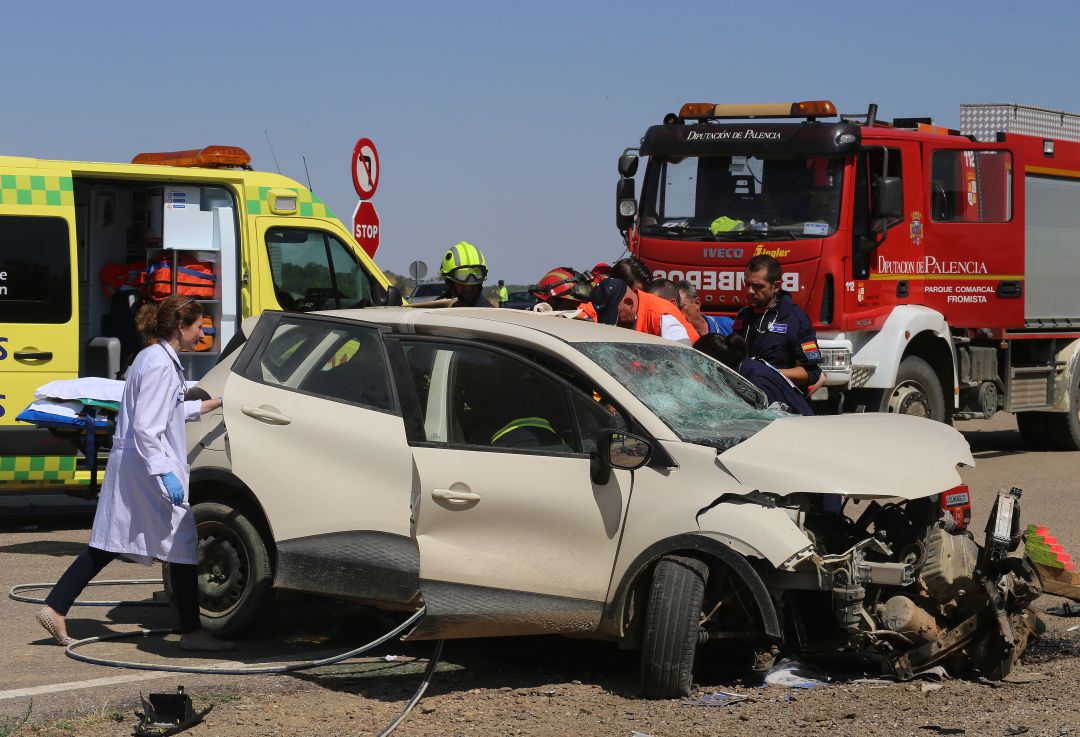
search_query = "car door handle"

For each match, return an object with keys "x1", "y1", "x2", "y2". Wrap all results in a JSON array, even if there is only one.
[
  {"x1": 14, "y1": 351, "x2": 53, "y2": 361},
  {"x1": 240, "y1": 405, "x2": 292, "y2": 425},
  {"x1": 431, "y1": 488, "x2": 481, "y2": 504}
]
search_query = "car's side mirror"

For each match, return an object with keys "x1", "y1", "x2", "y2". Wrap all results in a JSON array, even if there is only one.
[{"x1": 590, "y1": 428, "x2": 652, "y2": 485}]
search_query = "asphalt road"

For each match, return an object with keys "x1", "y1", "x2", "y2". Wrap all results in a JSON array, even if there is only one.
[{"x1": 1, "y1": 413, "x2": 1078, "y2": 732}]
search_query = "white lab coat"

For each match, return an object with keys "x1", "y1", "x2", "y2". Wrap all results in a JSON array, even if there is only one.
[{"x1": 89, "y1": 342, "x2": 203, "y2": 565}]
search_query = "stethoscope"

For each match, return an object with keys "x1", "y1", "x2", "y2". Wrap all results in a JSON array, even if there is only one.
[
  {"x1": 157, "y1": 343, "x2": 188, "y2": 402},
  {"x1": 744, "y1": 302, "x2": 779, "y2": 342}
]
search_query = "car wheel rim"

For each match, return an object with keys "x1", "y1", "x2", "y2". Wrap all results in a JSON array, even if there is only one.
[
  {"x1": 196, "y1": 521, "x2": 249, "y2": 616},
  {"x1": 888, "y1": 383, "x2": 930, "y2": 418}
]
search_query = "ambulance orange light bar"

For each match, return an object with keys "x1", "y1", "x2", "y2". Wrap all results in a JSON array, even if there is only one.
[
  {"x1": 679, "y1": 100, "x2": 837, "y2": 120},
  {"x1": 131, "y1": 145, "x2": 252, "y2": 168}
]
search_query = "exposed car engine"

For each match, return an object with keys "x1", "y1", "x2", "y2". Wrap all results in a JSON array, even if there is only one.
[{"x1": 794, "y1": 488, "x2": 1041, "y2": 679}]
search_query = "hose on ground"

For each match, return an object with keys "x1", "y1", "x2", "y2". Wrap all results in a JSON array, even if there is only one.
[
  {"x1": 374, "y1": 638, "x2": 444, "y2": 737},
  {"x1": 11, "y1": 579, "x2": 443, "y2": 737},
  {"x1": 9, "y1": 579, "x2": 169, "y2": 607},
  {"x1": 63, "y1": 607, "x2": 428, "y2": 675}
]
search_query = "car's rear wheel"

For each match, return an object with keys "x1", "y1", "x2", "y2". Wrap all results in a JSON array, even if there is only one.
[
  {"x1": 164, "y1": 501, "x2": 274, "y2": 636},
  {"x1": 639, "y1": 555, "x2": 709, "y2": 698}
]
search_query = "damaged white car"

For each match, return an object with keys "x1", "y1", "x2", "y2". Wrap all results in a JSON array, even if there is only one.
[{"x1": 184, "y1": 307, "x2": 1041, "y2": 698}]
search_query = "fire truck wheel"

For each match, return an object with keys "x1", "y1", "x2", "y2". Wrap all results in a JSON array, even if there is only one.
[
  {"x1": 881, "y1": 356, "x2": 946, "y2": 422},
  {"x1": 1016, "y1": 412, "x2": 1055, "y2": 450},
  {"x1": 1046, "y1": 381, "x2": 1080, "y2": 451}
]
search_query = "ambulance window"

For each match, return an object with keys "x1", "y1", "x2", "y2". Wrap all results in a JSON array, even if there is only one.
[
  {"x1": 930, "y1": 150, "x2": 1012, "y2": 223},
  {"x1": 265, "y1": 227, "x2": 375, "y2": 312},
  {"x1": 0, "y1": 216, "x2": 71, "y2": 324}
]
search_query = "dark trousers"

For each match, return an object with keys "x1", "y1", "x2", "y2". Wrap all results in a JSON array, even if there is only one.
[{"x1": 45, "y1": 545, "x2": 201, "y2": 632}]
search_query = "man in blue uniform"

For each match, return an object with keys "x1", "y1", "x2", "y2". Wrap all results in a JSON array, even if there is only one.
[
  {"x1": 732, "y1": 255, "x2": 822, "y2": 391},
  {"x1": 694, "y1": 333, "x2": 813, "y2": 416}
]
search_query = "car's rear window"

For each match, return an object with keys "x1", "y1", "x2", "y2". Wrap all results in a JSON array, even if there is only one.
[{"x1": 248, "y1": 317, "x2": 395, "y2": 412}]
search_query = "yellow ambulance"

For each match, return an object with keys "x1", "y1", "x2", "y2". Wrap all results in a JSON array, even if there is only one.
[{"x1": 0, "y1": 145, "x2": 400, "y2": 493}]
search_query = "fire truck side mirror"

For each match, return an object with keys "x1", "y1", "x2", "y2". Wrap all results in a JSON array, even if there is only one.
[
  {"x1": 616, "y1": 177, "x2": 637, "y2": 231},
  {"x1": 872, "y1": 176, "x2": 903, "y2": 220},
  {"x1": 618, "y1": 153, "x2": 639, "y2": 178}
]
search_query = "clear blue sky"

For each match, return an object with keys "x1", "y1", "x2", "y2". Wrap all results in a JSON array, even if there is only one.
[{"x1": 4, "y1": 0, "x2": 1078, "y2": 283}]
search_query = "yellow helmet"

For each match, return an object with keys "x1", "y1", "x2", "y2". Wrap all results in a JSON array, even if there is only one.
[{"x1": 440, "y1": 241, "x2": 489, "y2": 285}]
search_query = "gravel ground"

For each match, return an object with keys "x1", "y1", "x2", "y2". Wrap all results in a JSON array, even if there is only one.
[{"x1": 5, "y1": 603, "x2": 1080, "y2": 737}]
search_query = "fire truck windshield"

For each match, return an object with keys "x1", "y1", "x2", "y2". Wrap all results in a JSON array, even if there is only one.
[{"x1": 640, "y1": 154, "x2": 844, "y2": 241}]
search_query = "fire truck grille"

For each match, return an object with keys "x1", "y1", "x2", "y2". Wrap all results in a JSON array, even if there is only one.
[{"x1": 850, "y1": 365, "x2": 876, "y2": 389}]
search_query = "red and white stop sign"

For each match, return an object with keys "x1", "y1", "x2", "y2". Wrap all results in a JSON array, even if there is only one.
[{"x1": 352, "y1": 200, "x2": 380, "y2": 257}]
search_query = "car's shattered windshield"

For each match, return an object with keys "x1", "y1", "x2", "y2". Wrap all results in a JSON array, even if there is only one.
[
  {"x1": 640, "y1": 154, "x2": 843, "y2": 241},
  {"x1": 577, "y1": 342, "x2": 788, "y2": 450}
]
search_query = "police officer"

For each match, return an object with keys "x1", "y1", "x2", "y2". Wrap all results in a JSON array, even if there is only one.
[
  {"x1": 732, "y1": 255, "x2": 822, "y2": 389},
  {"x1": 439, "y1": 241, "x2": 494, "y2": 307}
]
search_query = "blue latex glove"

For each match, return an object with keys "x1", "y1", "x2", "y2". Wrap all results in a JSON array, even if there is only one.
[{"x1": 160, "y1": 472, "x2": 185, "y2": 506}]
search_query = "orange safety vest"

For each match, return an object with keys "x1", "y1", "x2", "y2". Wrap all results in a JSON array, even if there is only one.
[
  {"x1": 634, "y1": 290, "x2": 700, "y2": 343},
  {"x1": 576, "y1": 302, "x2": 599, "y2": 322}
]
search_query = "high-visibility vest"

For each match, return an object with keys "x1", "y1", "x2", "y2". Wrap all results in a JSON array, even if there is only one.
[
  {"x1": 634, "y1": 290, "x2": 700, "y2": 343},
  {"x1": 576, "y1": 302, "x2": 599, "y2": 322},
  {"x1": 490, "y1": 416, "x2": 557, "y2": 447}
]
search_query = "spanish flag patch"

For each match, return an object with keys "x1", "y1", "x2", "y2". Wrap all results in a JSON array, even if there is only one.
[{"x1": 801, "y1": 341, "x2": 819, "y2": 354}]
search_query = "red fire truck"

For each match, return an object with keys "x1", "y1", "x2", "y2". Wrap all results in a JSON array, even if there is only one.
[{"x1": 616, "y1": 100, "x2": 1080, "y2": 448}]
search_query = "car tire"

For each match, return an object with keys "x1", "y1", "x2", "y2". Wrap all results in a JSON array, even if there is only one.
[
  {"x1": 639, "y1": 555, "x2": 709, "y2": 699},
  {"x1": 878, "y1": 356, "x2": 947, "y2": 422},
  {"x1": 164, "y1": 501, "x2": 274, "y2": 636}
]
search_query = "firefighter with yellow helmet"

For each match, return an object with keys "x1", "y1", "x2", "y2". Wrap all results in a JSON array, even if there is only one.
[{"x1": 439, "y1": 241, "x2": 494, "y2": 307}]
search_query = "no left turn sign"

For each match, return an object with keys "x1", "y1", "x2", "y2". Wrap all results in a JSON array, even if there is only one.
[{"x1": 352, "y1": 137, "x2": 380, "y2": 200}]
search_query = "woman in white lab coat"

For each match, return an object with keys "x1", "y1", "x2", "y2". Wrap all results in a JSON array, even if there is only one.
[{"x1": 36, "y1": 295, "x2": 231, "y2": 651}]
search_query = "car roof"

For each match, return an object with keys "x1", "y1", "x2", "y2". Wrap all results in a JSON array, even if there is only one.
[{"x1": 311, "y1": 306, "x2": 676, "y2": 347}]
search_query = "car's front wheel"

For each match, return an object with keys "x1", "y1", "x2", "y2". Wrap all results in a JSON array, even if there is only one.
[
  {"x1": 639, "y1": 555, "x2": 709, "y2": 698},
  {"x1": 164, "y1": 501, "x2": 274, "y2": 636}
]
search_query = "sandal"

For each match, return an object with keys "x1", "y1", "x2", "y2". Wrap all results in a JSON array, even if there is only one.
[{"x1": 36, "y1": 608, "x2": 77, "y2": 647}]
